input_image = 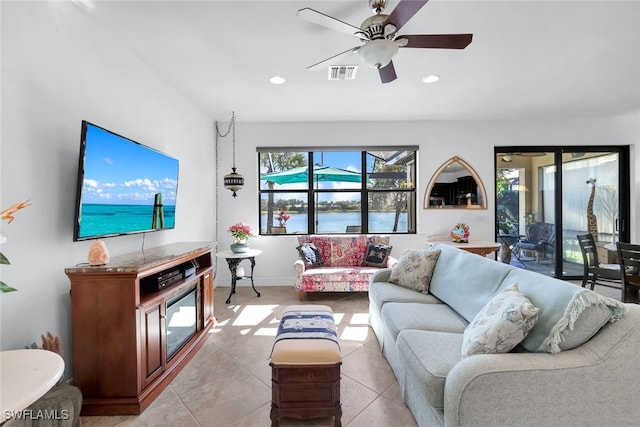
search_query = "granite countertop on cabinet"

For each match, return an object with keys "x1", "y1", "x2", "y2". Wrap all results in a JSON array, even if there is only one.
[{"x1": 65, "y1": 241, "x2": 216, "y2": 274}]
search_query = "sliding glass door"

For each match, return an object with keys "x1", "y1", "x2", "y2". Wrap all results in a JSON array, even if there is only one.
[
  {"x1": 496, "y1": 151, "x2": 556, "y2": 275},
  {"x1": 495, "y1": 147, "x2": 629, "y2": 279}
]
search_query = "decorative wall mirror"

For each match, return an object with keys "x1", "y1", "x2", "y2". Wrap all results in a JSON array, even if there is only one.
[{"x1": 424, "y1": 156, "x2": 487, "y2": 209}]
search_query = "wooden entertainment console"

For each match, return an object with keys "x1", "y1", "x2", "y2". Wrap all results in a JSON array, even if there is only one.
[{"x1": 65, "y1": 242, "x2": 215, "y2": 416}]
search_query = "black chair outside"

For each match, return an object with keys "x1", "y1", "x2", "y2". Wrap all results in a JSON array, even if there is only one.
[
  {"x1": 577, "y1": 234, "x2": 621, "y2": 290},
  {"x1": 617, "y1": 242, "x2": 640, "y2": 303},
  {"x1": 345, "y1": 225, "x2": 361, "y2": 233}
]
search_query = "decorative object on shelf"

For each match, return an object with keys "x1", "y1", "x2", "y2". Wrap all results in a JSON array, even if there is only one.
[
  {"x1": 215, "y1": 111, "x2": 244, "y2": 198},
  {"x1": 88, "y1": 240, "x2": 110, "y2": 266},
  {"x1": 228, "y1": 222, "x2": 254, "y2": 253},
  {"x1": 1, "y1": 199, "x2": 31, "y2": 293},
  {"x1": 451, "y1": 223, "x2": 470, "y2": 243},
  {"x1": 275, "y1": 210, "x2": 291, "y2": 228}
]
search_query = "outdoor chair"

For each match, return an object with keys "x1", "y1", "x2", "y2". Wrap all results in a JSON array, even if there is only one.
[
  {"x1": 515, "y1": 222, "x2": 555, "y2": 262},
  {"x1": 577, "y1": 234, "x2": 621, "y2": 290},
  {"x1": 617, "y1": 242, "x2": 640, "y2": 303},
  {"x1": 345, "y1": 225, "x2": 361, "y2": 233}
]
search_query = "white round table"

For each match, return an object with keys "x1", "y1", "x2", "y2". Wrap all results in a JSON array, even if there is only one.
[{"x1": 1, "y1": 349, "x2": 64, "y2": 422}]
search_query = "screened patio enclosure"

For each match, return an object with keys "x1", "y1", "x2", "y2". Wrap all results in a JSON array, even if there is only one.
[{"x1": 495, "y1": 146, "x2": 630, "y2": 280}]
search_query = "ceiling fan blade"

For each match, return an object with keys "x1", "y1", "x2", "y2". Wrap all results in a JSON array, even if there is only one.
[
  {"x1": 307, "y1": 47, "x2": 359, "y2": 71},
  {"x1": 385, "y1": 0, "x2": 429, "y2": 32},
  {"x1": 379, "y1": 61, "x2": 397, "y2": 84},
  {"x1": 297, "y1": 8, "x2": 361, "y2": 36},
  {"x1": 400, "y1": 34, "x2": 473, "y2": 49}
]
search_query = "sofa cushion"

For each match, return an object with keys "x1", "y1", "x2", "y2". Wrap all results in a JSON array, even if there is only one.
[
  {"x1": 363, "y1": 243, "x2": 392, "y2": 267},
  {"x1": 390, "y1": 249, "x2": 441, "y2": 294},
  {"x1": 461, "y1": 284, "x2": 540, "y2": 358},
  {"x1": 296, "y1": 242, "x2": 323, "y2": 268},
  {"x1": 297, "y1": 235, "x2": 333, "y2": 265},
  {"x1": 381, "y1": 302, "x2": 468, "y2": 342},
  {"x1": 329, "y1": 235, "x2": 368, "y2": 267},
  {"x1": 298, "y1": 266, "x2": 380, "y2": 292},
  {"x1": 501, "y1": 269, "x2": 627, "y2": 353},
  {"x1": 297, "y1": 235, "x2": 387, "y2": 267},
  {"x1": 429, "y1": 244, "x2": 512, "y2": 322},
  {"x1": 369, "y1": 281, "x2": 442, "y2": 308},
  {"x1": 396, "y1": 330, "x2": 463, "y2": 410}
]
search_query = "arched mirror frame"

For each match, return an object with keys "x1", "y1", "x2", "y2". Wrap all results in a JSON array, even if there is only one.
[{"x1": 423, "y1": 156, "x2": 488, "y2": 209}]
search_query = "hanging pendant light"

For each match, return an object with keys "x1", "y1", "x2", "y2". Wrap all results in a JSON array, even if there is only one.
[
  {"x1": 224, "y1": 167, "x2": 244, "y2": 197},
  {"x1": 216, "y1": 112, "x2": 244, "y2": 198}
]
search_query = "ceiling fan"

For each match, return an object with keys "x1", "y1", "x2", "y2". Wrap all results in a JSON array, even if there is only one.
[{"x1": 297, "y1": 0, "x2": 472, "y2": 83}]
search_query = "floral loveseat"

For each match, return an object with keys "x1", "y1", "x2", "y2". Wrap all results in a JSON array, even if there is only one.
[{"x1": 294, "y1": 235, "x2": 396, "y2": 300}]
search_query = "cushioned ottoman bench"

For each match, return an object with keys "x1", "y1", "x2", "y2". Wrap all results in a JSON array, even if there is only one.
[{"x1": 269, "y1": 305, "x2": 342, "y2": 427}]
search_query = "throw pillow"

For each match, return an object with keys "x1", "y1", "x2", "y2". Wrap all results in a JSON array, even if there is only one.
[
  {"x1": 461, "y1": 284, "x2": 540, "y2": 358},
  {"x1": 536, "y1": 289, "x2": 627, "y2": 353},
  {"x1": 389, "y1": 249, "x2": 441, "y2": 294},
  {"x1": 362, "y1": 243, "x2": 393, "y2": 267},
  {"x1": 296, "y1": 243, "x2": 323, "y2": 268}
]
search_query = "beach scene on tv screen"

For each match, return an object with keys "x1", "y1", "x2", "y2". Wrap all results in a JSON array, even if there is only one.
[{"x1": 78, "y1": 124, "x2": 178, "y2": 238}]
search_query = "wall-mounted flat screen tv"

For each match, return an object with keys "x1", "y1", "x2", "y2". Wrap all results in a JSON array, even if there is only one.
[{"x1": 73, "y1": 121, "x2": 179, "y2": 241}]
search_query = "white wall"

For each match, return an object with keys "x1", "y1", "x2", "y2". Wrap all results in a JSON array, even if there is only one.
[
  {"x1": 215, "y1": 118, "x2": 638, "y2": 287},
  {"x1": 0, "y1": 2, "x2": 216, "y2": 376}
]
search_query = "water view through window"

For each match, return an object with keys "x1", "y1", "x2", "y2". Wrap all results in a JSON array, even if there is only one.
[{"x1": 258, "y1": 149, "x2": 416, "y2": 235}]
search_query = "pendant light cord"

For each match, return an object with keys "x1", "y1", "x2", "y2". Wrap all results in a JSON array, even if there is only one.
[
  {"x1": 215, "y1": 111, "x2": 236, "y2": 168},
  {"x1": 213, "y1": 111, "x2": 236, "y2": 281}
]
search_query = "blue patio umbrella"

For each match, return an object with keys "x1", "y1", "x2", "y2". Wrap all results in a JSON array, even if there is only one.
[
  {"x1": 261, "y1": 164, "x2": 367, "y2": 232},
  {"x1": 261, "y1": 164, "x2": 365, "y2": 185}
]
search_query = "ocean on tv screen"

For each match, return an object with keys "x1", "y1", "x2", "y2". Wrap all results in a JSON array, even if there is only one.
[{"x1": 79, "y1": 203, "x2": 176, "y2": 238}]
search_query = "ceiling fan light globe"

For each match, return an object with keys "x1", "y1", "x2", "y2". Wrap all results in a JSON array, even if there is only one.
[{"x1": 358, "y1": 39, "x2": 398, "y2": 68}]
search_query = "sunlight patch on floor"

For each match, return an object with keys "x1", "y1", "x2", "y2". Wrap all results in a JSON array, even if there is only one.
[
  {"x1": 232, "y1": 304, "x2": 279, "y2": 326},
  {"x1": 341, "y1": 326, "x2": 369, "y2": 342},
  {"x1": 350, "y1": 313, "x2": 369, "y2": 324},
  {"x1": 255, "y1": 327, "x2": 278, "y2": 336}
]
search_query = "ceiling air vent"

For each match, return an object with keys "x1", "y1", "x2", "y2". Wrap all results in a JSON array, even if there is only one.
[{"x1": 328, "y1": 65, "x2": 358, "y2": 81}]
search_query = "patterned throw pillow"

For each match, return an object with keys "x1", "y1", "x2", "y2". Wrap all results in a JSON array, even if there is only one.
[
  {"x1": 461, "y1": 284, "x2": 540, "y2": 358},
  {"x1": 362, "y1": 243, "x2": 393, "y2": 267},
  {"x1": 296, "y1": 243, "x2": 323, "y2": 268},
  {"x1": 389, "y1": 249, "x2": 441, "y2": 294}
]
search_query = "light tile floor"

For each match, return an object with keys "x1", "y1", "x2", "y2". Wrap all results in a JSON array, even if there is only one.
[
  {"x1": 81, "y1": 286, "x2": 417, "y2": 427},
  {"x1": 80, "y1": 282, "x2": 621, "y2": 427}
]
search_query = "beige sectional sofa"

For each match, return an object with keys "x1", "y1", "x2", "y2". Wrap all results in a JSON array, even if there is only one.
[{"x1": 369, "y1": 243, "x2": 640, "y2": 427}]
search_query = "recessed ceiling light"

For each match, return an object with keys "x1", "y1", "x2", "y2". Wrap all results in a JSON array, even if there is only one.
[
  {"x1": 269, "y1": 75, "x2": 286, "y2": 85},
  {"x1": 422, "y1": 75, "x2": 440, "y2": 83}
]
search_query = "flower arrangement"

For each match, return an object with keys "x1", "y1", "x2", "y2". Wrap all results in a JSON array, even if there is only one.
[
  {"x1": 228, "y1": 222, "x2": 253, "y2": 242},
  {"x1": 1, "y1": 200, "x2": 31, "y2": 293},
  {"x1": 450, "y1": 222, "x2": 470, "y2": 243},
  {"x1": 275, "y1": 210, "x2": 291, "y2": 227}
]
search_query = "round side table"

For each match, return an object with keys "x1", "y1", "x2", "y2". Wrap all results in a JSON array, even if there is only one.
[
  {"x1": 216, "y1": 248, "x2": 263, "y2": 304},
  {"x1": 1, "y1": 349, "x2": 64, "y2": 422}
]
